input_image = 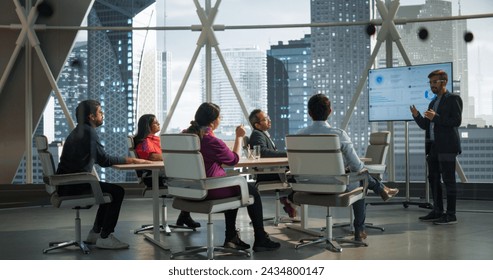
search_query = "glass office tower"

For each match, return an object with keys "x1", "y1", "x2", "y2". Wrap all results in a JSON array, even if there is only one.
[
  {"x1": 86, "y1": 1, "x2": 154, "y2": 182},
  {"x1": 267, "y1": 35, "x2": 312, "y2": 150},
  {"x1": 311, "y1": 0, "x2": 372, "y2": 156},
  {"x1": 201, "y1": 47, "x2": 267, "y2": 139}
]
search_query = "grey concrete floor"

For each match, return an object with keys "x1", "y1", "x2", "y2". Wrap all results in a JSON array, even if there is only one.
[{"x1": 1, "y1": 195, "x2": 492, "y2": 260}]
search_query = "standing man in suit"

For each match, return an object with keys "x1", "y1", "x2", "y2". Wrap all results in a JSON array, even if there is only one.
[
  {"x1": 248, "y1": 109, "x2": 297, "y2": 218},
  {"x1": 411, "y1": 69, "x2": 463, "y2": 225}
]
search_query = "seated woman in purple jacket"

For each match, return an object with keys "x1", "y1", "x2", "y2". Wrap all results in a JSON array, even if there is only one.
[{"x1": 185, "y1": 102, "x2": 280, "y2": 252}]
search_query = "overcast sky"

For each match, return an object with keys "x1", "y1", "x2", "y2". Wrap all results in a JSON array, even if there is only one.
[{"x1": 133, "y1": 0, "x2": 493, "y2": 130}]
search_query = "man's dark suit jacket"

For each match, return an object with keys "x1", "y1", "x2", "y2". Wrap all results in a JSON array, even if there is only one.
[
  {"x1": 249, "y1": 129, "x2": 287, "y2": 182},
  {"x1": 413, "y1": 91, "x2": 463, "y2": 155},
  {"x1": 249, "y1": 129, "x2": 286, "y2": 158}
]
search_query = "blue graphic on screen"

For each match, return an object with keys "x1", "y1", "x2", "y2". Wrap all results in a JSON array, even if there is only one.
[
  {"x1": 368, "y1": 62, "x2": 453, "y2": 122},
  {"x1": 424, "y1": 90, "x2": 435, "y2": 100}
]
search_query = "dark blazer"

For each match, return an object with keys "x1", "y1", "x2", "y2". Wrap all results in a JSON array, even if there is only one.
[
  {"x1": 249, "y1": 129, "x2": 286, "y2": 158},
  {"x1": 413, "y1": 91, "x2": 462, "y2": 155},
  {"x1": 249, "y1": 129, "x2": 287, "y2": 182}
]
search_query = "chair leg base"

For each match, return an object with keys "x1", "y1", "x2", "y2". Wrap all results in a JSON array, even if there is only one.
[
  {"x1": 259, "y1": 216, "x2": 300, "y2": 226},
  {"x1": 170, "y1": 246, "x2": 250, "y2": 260},
  {"x1": 43, "y1": 240, "x2": 90, "y2": 254},
  {"x1": 295, "y1": 237, "x2": 368, "y2": 253},
  {"x1": 134, "y1": 223, "x2": 197, "y2": 235},
  {"x1": 365, "y1": 223, "x2": 385, "y2": 232},
  {"x1": 331, "y1": 222, "x2": 385, "y2": 232}
]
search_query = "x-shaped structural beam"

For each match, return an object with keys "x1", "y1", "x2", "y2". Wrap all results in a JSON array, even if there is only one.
[
  {"x1": 1, "y1": 0, "x2": 75, "y2": 129},
  {"x1": 0, "y1": 0, "x2": 39, "y2": 94},
  {"x1": 161, "y1": 0, "x2": 250, "y2": 132},
  {"x1": 341, "y1": 0, "x2": 411, "y2": 130}
]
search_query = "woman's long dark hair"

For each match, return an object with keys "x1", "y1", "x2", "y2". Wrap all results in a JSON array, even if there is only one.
[
  {"x1": 185, "y1": 102, "x2": 220, "y2": 138},
  {"x1": 134, "y1": 114, "x2": 156, "y2": 147}
]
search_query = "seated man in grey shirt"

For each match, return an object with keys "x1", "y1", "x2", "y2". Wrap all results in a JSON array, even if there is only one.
[{"x1": 295, "y1": 94, "x2": 399, "y2": 241}]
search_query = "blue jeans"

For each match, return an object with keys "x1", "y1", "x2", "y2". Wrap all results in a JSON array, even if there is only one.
[
  {"x1": 347, "y1": 173, "x2": 385, "y2": 233},
  {"x1": 347, "y1": 182, "x2": 366, "y2": 234},
  {"x1": 367, "y1": 174, "x2": 385, "y2": 195}
]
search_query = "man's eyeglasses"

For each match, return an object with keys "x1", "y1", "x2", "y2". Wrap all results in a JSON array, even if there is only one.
[
  {"x1": 428, "y1": 80, "x2": 444, "y2": 85},
  {"x1": 258, "y1": 116, "x2": 271, "y2": 123}
]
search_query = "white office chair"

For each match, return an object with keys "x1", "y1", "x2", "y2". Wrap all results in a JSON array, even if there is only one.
[
  {"x1": 365, "y1": 131, "x2": 391, "y2": 181},
  {"x1": 35, "y1": 135, "x2": 112, "y2": 254},
  {"x1": 127, "y1": 136, "x2": 195, "y2": 234},
  {"x1": 161, "y1": 133, "x2": 254, "y2": 259},
  {"x1": 286, "y1": 134, "x2": 369, "y2": 252}
]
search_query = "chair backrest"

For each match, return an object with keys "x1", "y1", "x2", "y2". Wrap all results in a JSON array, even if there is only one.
[
  {"x1": 365, "y1": 131, "x2": 390, "y2": 165},
  {"x1": 243, "y1": 135, "x2": 250, "y2": 149},
  {"x1": 242, "y1": 135, "x2": 250, "y2": 158},
  {"x1": 285, "y1": 134, "x2": 347, "y2": 193},
  {"x1": 127, "y1": 135, "x2": 146, "y2": 179},
  {"x1": 161, "y1": 133, "x2": 206, "y2": 180},
  {"x1": 127, "y1": 135, "x2": 137, "y2": 158},
  {"x1": 34, "y1": 135, "x2": 57, "y2": 194}
]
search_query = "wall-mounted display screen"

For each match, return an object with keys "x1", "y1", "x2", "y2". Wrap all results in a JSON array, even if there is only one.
[{"x1": 368, "y1": 62, "x2": 453, "y2": 122}]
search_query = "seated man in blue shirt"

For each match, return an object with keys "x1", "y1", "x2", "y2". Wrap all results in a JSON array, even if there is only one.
[{"x1": 296, "y1": 94, "x2": 399, "y2": 241}]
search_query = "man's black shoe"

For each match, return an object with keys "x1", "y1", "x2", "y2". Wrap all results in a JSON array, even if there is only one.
[
  {"x1": 418, "y1": 211, "x2": 442, "y2": 222},
  {"x1": 253, "y1": 237, "x2": 280, "y2": 252},
  {"x1": 433, "y1": 214, "x2": 458, "y2": 225}
]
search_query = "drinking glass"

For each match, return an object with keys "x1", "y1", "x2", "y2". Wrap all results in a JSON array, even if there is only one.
[{"x1": 253, "y1": 145, "x2": 261, "y2": 160}]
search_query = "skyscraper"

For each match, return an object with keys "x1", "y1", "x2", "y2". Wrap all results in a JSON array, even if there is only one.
[
  {"x1": 54, "y1": 42, "x2": 88, "y2": 140},
  {"x1": 87, "y1": 1, "x2": 154, "y2": 182},
  {"x1": 134, "y1": 0, "x2": 172, "y2": 125},
  {"x1": 202, "y1": 47, "x2": 267, "y2": 139},
  {"x1": 267, "y1": 35, "x2": 312, "y2": 150},
  {"x1": 311, "y1": 0, "x2": 372, "y2": 156},
  {"x1": 135, "y1": 43, "x2": 172, "y2": 125}
]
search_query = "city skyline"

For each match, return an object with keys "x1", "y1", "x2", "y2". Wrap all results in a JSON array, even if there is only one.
[{"x1": 157, "y1": 0, "x2": 493, "y2": 130}]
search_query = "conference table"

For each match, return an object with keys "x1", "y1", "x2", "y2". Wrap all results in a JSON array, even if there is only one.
[
  {"x1": 113, "y1": 161, "x2": 170, "y2": 250},
  {"x1": 112, "y1": 157, "x2": 290, "y2": 251}
]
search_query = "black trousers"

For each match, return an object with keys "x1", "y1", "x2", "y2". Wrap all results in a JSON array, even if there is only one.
[
  {"x1": 224, "y1": 183, "x2": 265, "y2": 240},
  {"x1": 427, "y1": 143, "x2": 458, "y2": 215},
  {"x1": 58, "y1": 182, "x2": 125, "y2": 235}
]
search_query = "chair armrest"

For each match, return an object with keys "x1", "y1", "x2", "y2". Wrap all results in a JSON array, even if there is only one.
[
  {"x1": 294, "y1": 174, "x2": 351, "y2": 185},
  {"x1": 49, "y1": 173, "x2": 106, "y2": 205},
  {"x1": 347, "y1": 171, "x2": 369, "y2": 196},
  {"x1": 365, "y1": 164, "x2": 386, "y2": 174},
  {"x1": 202, "y1": 175, "x2": 250, "y2": 206},
  {"x1": 168, "y1": 175, "x2": 250, "y2": 206},
  {"x1": 293, "y1": 172, "x2": 368, "y2": 196}
]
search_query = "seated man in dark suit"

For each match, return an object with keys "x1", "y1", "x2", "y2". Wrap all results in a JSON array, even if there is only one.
[{"x1": 248, "y1": 109, "x2": 297, "y2": 218}]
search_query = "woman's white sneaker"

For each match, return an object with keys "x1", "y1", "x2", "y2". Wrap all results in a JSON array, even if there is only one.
[{"x1": 95, "y1": 234, "x2": 129, "y2": 249}]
